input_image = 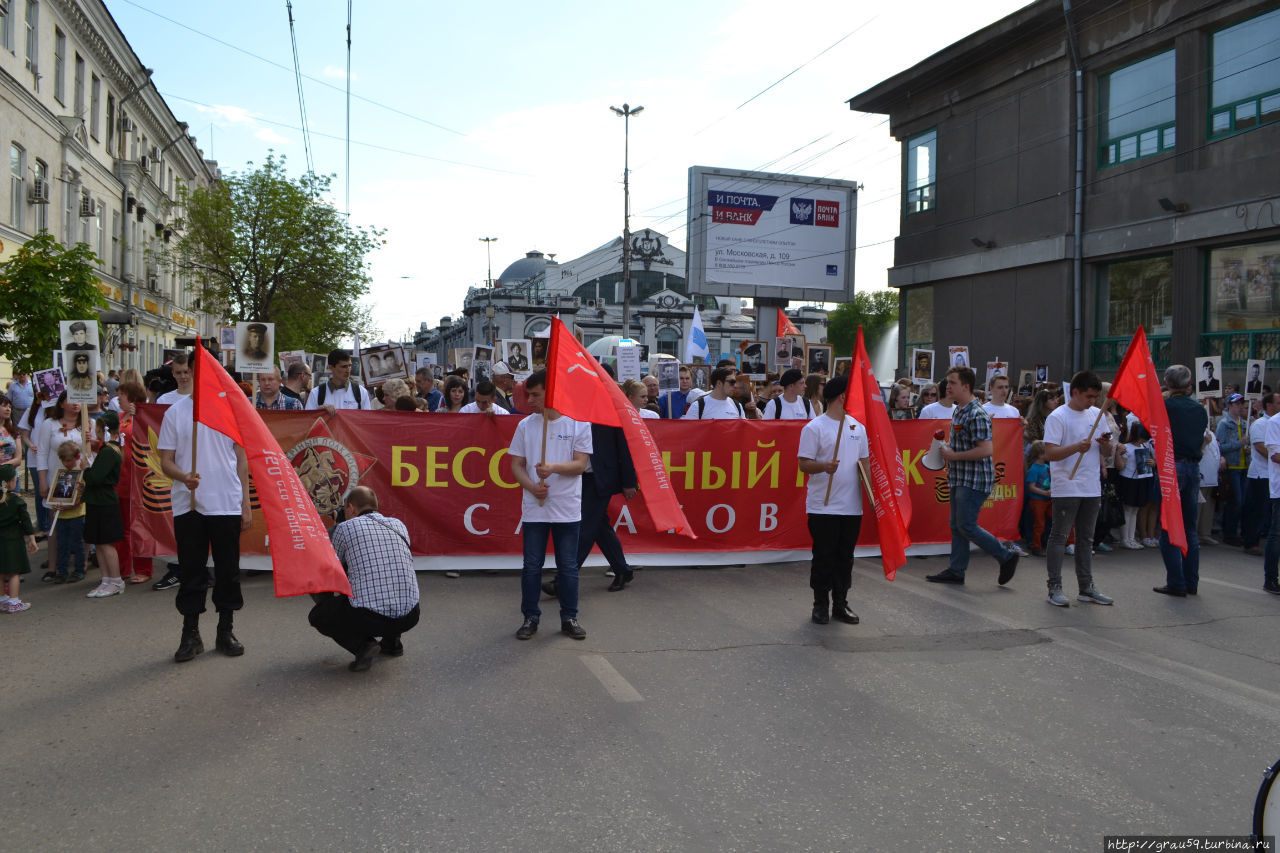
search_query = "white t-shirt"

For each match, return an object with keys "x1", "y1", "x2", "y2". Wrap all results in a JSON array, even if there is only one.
[
  {"x1": 638, "y1": 408, "x2": 659, "y2": 420},
  {"x1": 36, "y1": 418, "x2": 83, "y2": 475},
  {"x1": 458, "y1": 401, "x2": 510, "y2": 415},
  {"x1": 1200, "y1": 430, "x2": 1221, "y2": 487},
  {"x1": 764, "y1": 395, "x2": 815, "y2": 420},
  {"x1": 1267, "y1": 416, "x2": 1280, "y2": 499},
  {"x1": 983, "y1": 401, "x2": 1020, "y2": 419},
  {"x1": 304, "y1": 382, "x2": 371, "y2": 411},
  {"x1": 1248, "y1": 414, "x2": 1270, "y2": 479},
  {"x1": 508, "y1": 413, "x2": 593, "y2": 523},
  {"x1": 797, "y1": 414, "x2": 870, "y2": 516},
  {"x1": 156, "y1": 389, "x2": 191, "y2": 405},
  {"x1": 918, "y1": 401, "x2": 954, "y2": 419},
  {"x1": 158, "y1": 397, "x2": 244, "y2": 516},
  {"x1": 1043, "y1": 404, "x2": 1103, "y2": 498},
  {"x1": 681, "y1": 395, "x2": 744, "y2": 420}
]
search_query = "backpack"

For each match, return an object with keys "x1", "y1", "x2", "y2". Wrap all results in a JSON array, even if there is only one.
[
  {"x1": 770, "y1": 396, "x2": 812, "y2": 419},
  {"x1": 317, "y1": 382, "x2": 364, "y2": 408},
  {"x1": 696, "y1": 396, "x2": 744, "y2": 419}
]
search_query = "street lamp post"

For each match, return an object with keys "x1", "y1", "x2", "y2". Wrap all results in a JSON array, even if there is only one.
[
  {"x1": 479, "y1": 236, "x2": 498, "y2": 346},
  {"x1": 610, "y1": 103, "x2": 643, "y2": 335}
]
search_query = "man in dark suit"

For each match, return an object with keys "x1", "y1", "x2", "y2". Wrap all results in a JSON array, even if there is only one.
[
  {"x1": 1198, "y1": 360, "x2": 1220, "y2": 394},
  {"x1": 1246, "y1": 363, "x2": 1263, "y2": 395},
  {"x1": 543, "y1": 364, "x2": 639, "y2": 596}
]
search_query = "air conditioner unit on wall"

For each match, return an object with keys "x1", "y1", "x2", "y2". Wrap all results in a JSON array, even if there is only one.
[
  {"x1": 79, "y1": 194, "x2": 94, "y2": 217},
  {"x1": 118, "y1": 117, "x2": 134, "y2": 134},
  {"x1": 150, "y1": 146, "x2": 160, "y2": 161},
  {"x1": 28, "y1": 178, "x2": 50, "y2": 204},
  {"x1": 138, "y1": 155, "x2": 150, "y2": 170}
]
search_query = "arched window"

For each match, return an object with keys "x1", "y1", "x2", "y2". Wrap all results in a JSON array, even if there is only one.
[
  {"x1": 524, "y1": 318, "x2": 551, "y2": 338},
  {"x1": 656, "y1": 326, "x2": 680, "y2": 356}
]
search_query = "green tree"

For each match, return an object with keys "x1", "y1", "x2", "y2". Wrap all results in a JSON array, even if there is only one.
[
  {"x1": 826, "y1": 289, "x2": 899, "y2": 356},
  {"x1": 0, "y1": 232, "x2": 106, "y2": 375},
  {"x1": 170, "y1": 154, "x2": 384, "y2": 352}
]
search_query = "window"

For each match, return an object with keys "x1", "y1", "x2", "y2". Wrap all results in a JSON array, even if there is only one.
[
  {"x1": 903, "y1": 285, "x2": 933, "y2": 350},
  {"x1": 1097, "y1": 256, "x2": 1173, "y2": 339},
  {"x1": 89, "y1": 74, "x2": 99, "y2": 138},
  {"x1": 53, "y1": 27, "x2": 63, "y2": 102},
  {"x1": 73, "y1": 54, "x2": 84, "y2": 116},
  {"x1": 10, "y1": 143, "x2": 24, "y2": 229},
  {"x1": 1206, "y1": 241, "x2": 1280, "y2": 332},
  {"x1": 656, "y1": 326, "x2": 680, "y2": 356},
  {"x1": 1210, "y1": 8, "x2": 1280, "y2": 136},
  {"x1": 111, "y1": 209, "x2": 119, "y2": 275},
  {"x1": 106, "y1": 93, "x2": 115, "y2": 151},
  {"x1": 1100, "y1": 50, "x2": 1176, "y2": 165},
  {"x1": 32, "y1": 158, "x2": 46, "y2": 233},
  {"x1": 0, "y1": 1, "x2": 12, "y2": 52},
  {"x1": 905, "y1": 130, "x2": 935, "y2": 215},
  {"x1": 24, "y1": 0, "x2": 35, "y2": 72},
  {"x1": 95, "y1": 202, "x2": 103, "y2": 263}
]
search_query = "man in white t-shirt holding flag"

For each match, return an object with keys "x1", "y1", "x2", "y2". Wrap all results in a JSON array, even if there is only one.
[
  {"x1": 1042, "y1": 370, "x2": 1115, "y2": 607},
  {"x1": 797, "y1": 375, "x2": 869, "y2": 625},
  {"x1": 509, "y1": 370, "x2": 593, "y2": 641}
]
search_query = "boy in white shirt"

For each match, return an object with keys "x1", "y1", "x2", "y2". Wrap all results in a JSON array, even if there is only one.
[
  {"x1": 797, "y1": 375, "x2": 869, "y2": 625},
  {"x1": 458, "y1": 381, "x2": 510, "y2": 415},
  {"x1": 508, "y1": 371, "x2": 593, "y2": 640},
  {"x1": 763, "y1": 368, "x2": 816, "y2": 420},
  {"x1": 983, "y1": 374, "x2": 1021, "y2": 419},
  {"x1": 682, "y1": 367, "x2": 745, "y2": 420}
]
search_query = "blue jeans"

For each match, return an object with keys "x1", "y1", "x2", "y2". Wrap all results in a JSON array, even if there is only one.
[
  {"x1": 56, "y1": 514, "x2": 86, "y2": 579},
  {"x1": 948, "y1": 484, "x2": 1012, "y2": 577},
  {"x1": 1221, "y1": 468, "x2": 1247, "y2": 541},
  {"x1": 1263, "y1": 497, "x2": 1280, "y2": 585},
  {"x1": 1158, "y1": 460, "x2": 1200, "y2": 591},
  {"x1": 521, "y1": 521, "x2": 580, "y2": 623}
]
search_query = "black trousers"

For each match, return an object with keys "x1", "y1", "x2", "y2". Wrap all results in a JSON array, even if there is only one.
[
  {"x1": 173, "y1": 512, "x2": 243, "y2": 617},
  {"x1": 807, "y1": 513, "x2": 862, "y2": 601},
  {"x1": 309, "y1": 595, "x2": 421, "y2": 655},
  {"x1": 577, "y1": 473, "x2": 629, "y2": 574}
]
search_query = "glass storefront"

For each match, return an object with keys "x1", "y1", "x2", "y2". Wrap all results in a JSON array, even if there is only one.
[{"x1": 1205, "y1": 239, "x2": 1280, "y2": 331}]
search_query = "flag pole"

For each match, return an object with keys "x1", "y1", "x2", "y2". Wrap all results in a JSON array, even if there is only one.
[
  {"x1": 823, "y1": 411, "x2": 845, "y2": 506},
  {"x1": 537, "y1": 415, "x2": 548, "y2": 507},
  {"x1": 190, "y1": 345, "x2": 200, "y2": 507},
  {"x1": 1068, "y1": 397, "x2": 1111, "y2": 479}
]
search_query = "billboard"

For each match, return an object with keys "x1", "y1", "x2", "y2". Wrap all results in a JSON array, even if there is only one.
[{"x1": 686, "y1": 166, "x2": 857, "y2": 303}]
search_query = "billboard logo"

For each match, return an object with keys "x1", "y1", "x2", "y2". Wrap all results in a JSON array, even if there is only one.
[
  {"x1": 815, "y1": 200, "x2": 839, "y2": 227},
  {"x1": 708, "y1": 189, "x2": 778, "y2": 226},
  {"x1": 789, "y1": 199, "x2": 814, "y2": 225},
  {"x1": 826, "y1": 265, "x2": 838, "y2": 276}
]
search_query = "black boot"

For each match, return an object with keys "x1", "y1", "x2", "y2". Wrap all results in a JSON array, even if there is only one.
[
  {"x1": 175, "y1": 616, "x2": 203, "y2": 663},
  {"x1": 215, "y1": 612, "x2": 244, "y2": 656},
  {"x1": 832, "y1": 597, "x2": 860, "y2": 624},
  {"x1": 812, "y1": 591, "x2": 830, "y2": 625}
]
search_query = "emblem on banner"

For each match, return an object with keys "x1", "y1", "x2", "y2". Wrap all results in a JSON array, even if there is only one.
[{"x1": 286, "y1": 419, "x2": 378, "y2": 515}]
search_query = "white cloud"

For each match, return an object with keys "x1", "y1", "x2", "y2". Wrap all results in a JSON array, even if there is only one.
[
  {"x1": 322, "y1": 65, "x2": 357, "y2": 81},
  {"x1": 192, "y1": 103, "x2": 255, "y2": 125},
  {"x1": 254, "y1": 128, "x2": 291, "y2": 144}
]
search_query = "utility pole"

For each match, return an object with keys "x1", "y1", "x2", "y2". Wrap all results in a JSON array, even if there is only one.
[{"x1": 610, "y1": 103, "x2": 643, "y2": 335}]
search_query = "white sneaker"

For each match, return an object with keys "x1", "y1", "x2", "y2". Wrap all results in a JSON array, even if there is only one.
[
  {"x1": 7, "y1": 600, "x2": 30, "y2": 613},
  {"x1": 1121, "y1": 539, "x2": 1144, "y2": 550},
  {"x1": 1142, "y1": 538, "x2": 1160, "y2": 548},
  {"x1": 87, "y1": 582, "x2": 113, "y2": 598},
  {"x1": 98, "y1": 580, "x2": 124, "y2": 598},
  {"x1": 1078, "y1": 586, "x2": 1114, "y2": 605},
  {"x1": 1065, "y1": 544, "x2": 1075, "y2": 555},
  {"x1": 0, "y1": 595, "x2": 9, "y2": 608},
  {"x1": 1046, "y1": 586, "x2": 1070, "y2": 607},
  {"x1": 1200, "y1": 536, "x2": 1218, "y2": 546}
]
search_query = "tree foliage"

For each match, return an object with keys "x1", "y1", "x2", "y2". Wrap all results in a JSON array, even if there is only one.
[
  {"x1": 170, "y1": 154, "x2": 384, "y2": 352},
  {"x1": 826, "y1": 289, "x2": 899, "y2": 356},
  {"x1": 0, "y1": 232, "x2": 106, "y2": 375}
]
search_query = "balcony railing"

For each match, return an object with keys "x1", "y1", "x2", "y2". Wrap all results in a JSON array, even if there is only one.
[
  {"x1": 1198, "y1": 329, "x2": 1280, "y2": 367},
  {"x1": 1089, "y1": 334, "x2": 1172, "y2": 371}
]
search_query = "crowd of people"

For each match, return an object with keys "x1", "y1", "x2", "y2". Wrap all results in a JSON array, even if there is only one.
[{"x1": 2, "y1": 344, "x2": 1276, "y2": 670}]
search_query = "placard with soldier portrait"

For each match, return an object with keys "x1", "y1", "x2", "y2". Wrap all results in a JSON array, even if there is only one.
[
  {"x1": 361, "y1": 344, "x2": 408, "y2": 385},
  {"x1": 60, "y1": 320, "x2": 99, "y2": 404},
  {"x1": 236, "y1": 321, "x2": 275, "y2": 373}
]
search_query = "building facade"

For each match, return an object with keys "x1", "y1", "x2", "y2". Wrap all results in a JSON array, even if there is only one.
[
  {"x1": 0, "y1": 0, "x2": 217, "y2": 379},
  {"x1": 413, "y1": 229, "x2": 830, "y2": 368},
  {"x1": 848, "y1": 0, "x2": 1280, "y2": 384}
]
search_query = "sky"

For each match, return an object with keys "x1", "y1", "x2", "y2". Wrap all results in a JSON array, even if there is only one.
[{"x1": 101, "y1": 0, "x2": 1030, "y2": 343}]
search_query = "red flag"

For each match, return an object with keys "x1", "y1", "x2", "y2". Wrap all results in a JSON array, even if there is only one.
[
  {"x1": 777, "y1": 310, "x2": 800, "y2": 338},
  {"x1": 543, "y1": 318, "x2": 695, "y2": 538},
  {"x1": 192, "y1": 344, "x2": 352, "y2": 596},
  {"x1": 842, "y1": 326, "x2": 912, "y2": 579},
  {"x1": 1106, "y1": 326, "x2": 1187, "y2": 554}
]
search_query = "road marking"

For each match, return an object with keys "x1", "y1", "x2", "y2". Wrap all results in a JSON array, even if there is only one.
[
  {"x1": 580, "y1": 654, "x2": 643, "y2": 703},
  {"x1": 1199, "y1": 575, "x2": 1266, "y2": 593}
]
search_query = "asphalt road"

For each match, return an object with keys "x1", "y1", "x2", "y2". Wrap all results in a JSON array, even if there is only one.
[{"x1": 3, "y1": 541, "x2": 1278, "y2": 852}]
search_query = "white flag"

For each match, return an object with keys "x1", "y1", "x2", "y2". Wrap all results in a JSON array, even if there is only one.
[{"x1": 684, "y1": 306, "x2": 709, "y2": 362}]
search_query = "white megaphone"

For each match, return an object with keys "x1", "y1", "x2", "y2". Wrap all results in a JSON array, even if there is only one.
[{"x1": 922, "y1": 429, "x2": 947, "y2": 470}]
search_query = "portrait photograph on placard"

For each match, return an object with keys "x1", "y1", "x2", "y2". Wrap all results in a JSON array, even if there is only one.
[
  {"x1": 656, "y1": 359, "x2": 680, "y2": 393},
  {"x1": 279, "y1": 350, "x2": 306, "y2": 374},
  {"x1": 219, "y1": 325, "x2": 237, "y2": 351},
  {"x1": 45, "y1": 465, "x2": 84, "y2": 509},
  {"x1": 688, "y1": 363, "x2": 711, "y2": 391},
  {"x1": 501, "y1": 340, "x2": 531, "y2": 373},
  {"x1": 473, "y1": 359, "x2": 493, "y2": 387},
  {"x1": 1035, "y1": 363, "x2": 1049, "y2": 384},
  {"x1": 452, "y1": 347, "x2": 475, "y2": 375},
  {"x1": 530, "y1": 338, "x2": 549, "y2": 369},
  {"x1": 740, "y1": 340, "x2": 768, "y2": 378},
  {"x1": 60, "y1": 320, "x2": 100, "y2": 404},
  {"x1": 311, "y1": 353, "x2": 328, "y2": 377},
  {"x1": 235, "y1": 321, "x2": 275, "y2": 373},
  {"x1": 912, "y1": 348, "x2": 934, "y2": 385},
  {"x1": 1245, "y1": 359, "x2": 1265, "y2": 398},
  {"x1": 1196, "y1": 356, "x2": 1223, "y2": 399},
  {"x1": 805, "y1": 344, "x2": 832, "y2": 376},
  {"x1": 1017, "y1": 369, "x2": 1035, "y2": 396},
  {"x1": 474, "y1": 345, "x2": 494, "y2": 366},
  {"x1": 36, "y1": 367, "x2": 66, "y2": 400},
  {"x1": 833, "y1": 357, "x2": 851, "y2": 378},
  {"x1": 984, "y1": 361, "x2": 1008, "y2": 391},
  {"x1": 948, "y1": 346, "x2": 969, "y2": 368},
  {"x1": 362, "y1": 344, "x2": 407, "y2": 384}
]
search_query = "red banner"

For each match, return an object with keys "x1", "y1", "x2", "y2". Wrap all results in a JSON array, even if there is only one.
[{"x1": 128, "y1": 408, "x2": 1024, "y2": 563}]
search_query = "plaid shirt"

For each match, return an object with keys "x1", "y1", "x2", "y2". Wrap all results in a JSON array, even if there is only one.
[
  {"x1": 255, "y1": 392, "x2": 303, "y2": 411},
  {"x1": 330, "y1": 511, "x2": 420, "y2": 618},
  {"x1": 948, "y1": 399, "x2": 995, "y2": 493}
]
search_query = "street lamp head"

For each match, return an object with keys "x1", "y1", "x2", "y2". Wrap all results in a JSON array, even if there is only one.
[{"x1": 610, "y1": 104, "x2": 644, "y2": 117}]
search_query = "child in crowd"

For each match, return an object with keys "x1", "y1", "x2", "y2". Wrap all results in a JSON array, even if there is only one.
[
  {"x1": 1198, "y1": 426, "x2": 1222, "y2": 546},
  {"x1": 52, "y1": 441, "x2": 87, "y2": 583},
  {"x1": 1116, "y1": 420, "x2": 1154, "y2": 549},
  {"x1": 0, "y1": 463, "x2": 37, "y2": 612},
  {"x1": 1025, "y1": 440, "x2": 1052, "y2": 556},
  {"x1": 83, "y1": 412, "x2": 124, "y2": 598}
]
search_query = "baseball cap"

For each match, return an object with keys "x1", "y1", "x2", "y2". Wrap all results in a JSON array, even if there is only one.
[
  {"x1": 1227, "y1": 393, "x2": 1245, "y2": 403},
  {"x1": 492, "y1": 361, "x2": 513, "y2": 376}
]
